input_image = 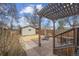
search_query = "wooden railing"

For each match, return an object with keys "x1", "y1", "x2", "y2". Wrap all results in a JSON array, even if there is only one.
[
  {"x1": 54, "y1": 28, "x2": 76, "y2": 56},
  {"x1": 55, "y1": 28, "x2": 74, "y2": 37}
]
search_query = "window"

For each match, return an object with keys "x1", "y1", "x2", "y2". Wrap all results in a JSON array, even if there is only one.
[{"x1": 28, "y1": 29, "x2": 31, "y2": 31}]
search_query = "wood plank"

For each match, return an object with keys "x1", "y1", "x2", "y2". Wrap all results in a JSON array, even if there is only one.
[{"x1": 38, "y1": 3, "x2": 79, "y2": 20}]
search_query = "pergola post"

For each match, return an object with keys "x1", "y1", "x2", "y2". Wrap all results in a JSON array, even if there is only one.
[
  {"x1": 38, "y1": 16, "x2": 42, "y2": 47},
  {"x1": 52, "y1": 20, "x2": 55, "y2": 53},
  {"x1": 73, "y1": 26, "x2": 77, "y2": 55}
]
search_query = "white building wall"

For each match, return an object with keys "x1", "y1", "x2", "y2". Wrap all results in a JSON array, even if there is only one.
[{"x1": 21, "y1": 27, "x2": 36, "y2": 36}]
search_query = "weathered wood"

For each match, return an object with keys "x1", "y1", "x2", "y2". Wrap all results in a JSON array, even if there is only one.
[
  {"x1": 38, "y1": 17, "x2": 42, "y2": 47},
  {"x1": 38, "y1": 3, "x2": 79, "y2": 20},
  {"x1": 54, "y1": 28, "x2": 76, "y2": 55},
  {"x1": 54, "y1": 47, "x2": 75, "y2": 56},
  {"x1": 55, "y1": 28, "x2": 74, "y2": 37},
  {"x1": 0, "y1": 28, "x2": 26, "y2": 56},
  {"x1": 52, "y1": 20, "x2": 55, "y2": 54}
]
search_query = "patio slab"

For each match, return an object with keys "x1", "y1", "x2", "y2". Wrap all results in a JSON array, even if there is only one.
[{"x1": 20, "y1": 36, "x2": 56, "y2": 56}]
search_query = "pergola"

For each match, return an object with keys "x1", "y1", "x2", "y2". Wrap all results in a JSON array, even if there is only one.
[
  {"x1": 38, "y1": 3, "x2": 79, "y2": 20},
  {"x1": 37, "y1": 3, "x2": 79, "y2": 55}
]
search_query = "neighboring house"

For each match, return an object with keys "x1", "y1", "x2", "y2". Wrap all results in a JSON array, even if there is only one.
[
  {"x1": 21, "y1": 26, "x2": 36, "y2": 36},
  {"x1": 20, "y1": 25, "x2": 53, "y2": 36}
]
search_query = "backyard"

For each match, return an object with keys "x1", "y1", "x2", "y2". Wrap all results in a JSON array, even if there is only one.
[
  {"x1": 19, "y1": 34, "x2": 55, "y2": 56},
  {"x1": 20, "y1": 35, "x2": 39, "y2": 41},
  {"x1": 0, "y1": 3, "x2": 79, "y2": 56}
]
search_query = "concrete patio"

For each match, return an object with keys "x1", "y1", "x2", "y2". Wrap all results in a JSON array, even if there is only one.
[{"x1": 20, "y1": 36, "x2": 56, "y2": 56}]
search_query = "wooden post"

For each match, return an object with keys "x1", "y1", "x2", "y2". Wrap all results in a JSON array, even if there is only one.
[
  {"x1": 60, "y1": 34, "x2": 63, "y2": 45},
  {"x1": 38, "y1": 17, "x2": 42, "y2": 47},
  {"x1": 74, "y1": 28, "x2": 77, "y2": 55},
  {"x1": 52, "y1": 20, "x2": 55, "y2": 53},
  {"x1": 73, "y1": 28, "x2": 75, "y2": 45}
]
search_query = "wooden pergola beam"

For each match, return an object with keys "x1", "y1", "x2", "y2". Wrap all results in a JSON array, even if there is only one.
[{"x1": 38, "y1": 3, "x2": 79, "y2": 20}]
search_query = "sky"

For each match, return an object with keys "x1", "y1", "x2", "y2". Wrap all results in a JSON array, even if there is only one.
[
  {"x1": 15, "y1": 3, "x2": 72, "y2": 29},
  {"x1": 1, "y1": 3, "x2": 79, "y2": 29},
  {"x1": 15, "y1": 3, "x2": 54, "y2": 28},
  {"x1": 0, "y1": 3, "x2": 54, "y2": 29},
  {"x1": 16, "y1": 3, "x2": 48, "y2": 15}
]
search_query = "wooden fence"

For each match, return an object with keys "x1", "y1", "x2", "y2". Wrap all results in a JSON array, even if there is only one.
[{"x1": 0, "y1": 28, "x2": 26, "y2": 56}]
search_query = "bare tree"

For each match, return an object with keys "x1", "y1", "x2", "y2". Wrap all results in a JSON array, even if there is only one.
[
  {"x1": 0, "y1": 4, "x2": 18, "y2": 29},
  {"x1": 24, "y1": 6, "x2": 39, "y2": 28},
  {"x1": 65, "y1": 16, "x2": 78, "y2": 28}
]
